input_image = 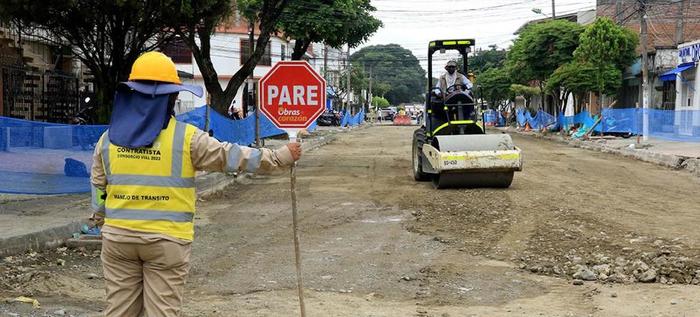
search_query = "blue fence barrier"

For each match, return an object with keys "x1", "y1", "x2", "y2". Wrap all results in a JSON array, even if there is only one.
[
  {"x1": 483, "y1": 110, "x2": 506, "y2": 127},
  {"x1": 484, "y1": 110, "x2": 496, "y2": 124},
  {"x1": 518, "y1": 107, "x2": 700, "y2": 142},
  {"x1": 0, "y1": 117, "x2": 108, "y2": 194},
  {"x1": 0, "y1": 105, "x2": 322, "y2": 194}
]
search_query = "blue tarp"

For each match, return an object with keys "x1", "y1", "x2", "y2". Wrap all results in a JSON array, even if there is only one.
[
  {"x1": 340, "y1": 110, "x2": 350, "y2": 127},
  {"x1": 515, "y1": 109, "x2": 557, "y2": 130},
  {"x1": 175, "y1": 105, "x2": 319, "y2": 145},
  {"x1": 337, "y1": 110, "x2": 365, "y2": 127},
  {"x1": 176, "y1": 106, "x2": 286, "y2": 145},
  {"x1": 519, "y1": 107, "x2": 700, "y2": 142},
  {"x1": 660, "y1": 63, "x2": 695, "y2": 82}
]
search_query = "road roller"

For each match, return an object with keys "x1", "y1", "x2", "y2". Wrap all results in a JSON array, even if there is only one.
[{"x1": 412, "y1": 39, "x2": 522, "y2": 188}]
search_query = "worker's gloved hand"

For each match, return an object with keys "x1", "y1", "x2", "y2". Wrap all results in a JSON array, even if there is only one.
[{"x1": 287, "y1": 142, "x2": 302, "y2": 161}]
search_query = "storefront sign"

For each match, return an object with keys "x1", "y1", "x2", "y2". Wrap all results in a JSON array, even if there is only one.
[{"x1": 678, "y1": 40, "x2": 700, "y2": 64}]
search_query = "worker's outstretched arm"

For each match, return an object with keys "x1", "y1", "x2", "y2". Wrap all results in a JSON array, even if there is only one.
[{"x1": 191, "y1": 129, "x2": 300, "y2": 174}]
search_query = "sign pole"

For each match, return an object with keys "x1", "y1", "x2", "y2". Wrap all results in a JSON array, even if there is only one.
[
  {"x1": 258, "y1": 61, "x2": 326, "y2": 317},
  {"x1": 287, "y1": 129, "x2": 306, "y2": 317}
]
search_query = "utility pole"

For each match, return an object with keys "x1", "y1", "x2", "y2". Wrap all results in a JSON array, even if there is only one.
[
  {"x1": 639, "y1": 0, "x2": 649, "y2": 141},
  {"x1": 675, "y1": 0, "x2": 685, "y2": 45},
  {"x1": 551, "y1": 0, "x2": 556, "y2": 19},
  {"x1": 323, "y1": 44, "x2": 328, "y2": 79},
  {"x1": 346, "y1": 46, "x2": 351, "y2": 114},
  {"x1": 250, "y1": 18, "x2": 260, "y2": 147},
  {"x1": 368, "y1": 66, "x2": 373, "y2": 112}
]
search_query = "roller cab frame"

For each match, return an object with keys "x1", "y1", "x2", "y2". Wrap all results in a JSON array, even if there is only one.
[{"x1": 412, "y1": 39, "x2": 523, "y2": 188}]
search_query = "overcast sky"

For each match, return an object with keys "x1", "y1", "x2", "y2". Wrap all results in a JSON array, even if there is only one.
[{"x1": 359, "y1": 0, "x2": 596, "y2": 72}]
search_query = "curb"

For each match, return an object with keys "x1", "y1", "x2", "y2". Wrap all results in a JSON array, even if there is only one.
[
  {"x1": 0, "y1": 222, "x2": 82, "y2": 257},
  {"x1": 507, "y1": 128, "x2": 697, "y2": 175},
  {"x1": 681, "y1": 158, "x2": 700, "y2": 177},
  {"x1": 0, "y1": 130, "x2": 342, "y2": 257},
  {"x1": 0, "y1": 176, "x2": 241, "y2": 257}
]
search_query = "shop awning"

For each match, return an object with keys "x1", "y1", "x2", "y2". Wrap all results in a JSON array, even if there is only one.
[{"x1": 660, "y1": 63, "x2": 694, "y2": 81}]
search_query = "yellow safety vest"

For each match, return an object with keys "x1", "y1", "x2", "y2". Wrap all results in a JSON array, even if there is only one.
[{"x1": 99, "y1": 117, "x2": 197, "y2": 241}]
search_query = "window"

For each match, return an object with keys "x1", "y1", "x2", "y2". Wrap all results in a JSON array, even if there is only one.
[
  {"x1": 240, "y1": 39, "x2": 271, "y2": 66},
  {"x1": 281, "y1": 44, "x2": 286, "y2": 61},
  {"x1": 161, "y1": 37, "x2": 192, "y2": 64}
]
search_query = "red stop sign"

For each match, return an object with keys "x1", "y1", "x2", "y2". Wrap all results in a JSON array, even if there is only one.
[{"x1": 259, "y1": 61, "x2": 327, "y2": 129}]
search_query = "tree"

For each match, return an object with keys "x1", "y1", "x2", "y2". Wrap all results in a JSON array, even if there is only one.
[
  {"x1": 476, "y1": 67, "x2": 513, "y2": 109},
  {"x1": 459, "y1": 45, "x2": 507, "y2": 75},
  {"x1": 546, "y1": 62, "x2": 593, "y2": 114},
  {"x1": 372, "y1": 82, "x2": 391, "y2": 98},
  {"x1": 0, "y1": 0, "x2": 177, "y2": 122},
  {"x1": 167, "y1": 0, "x2": 290, "y2": 114},
  {"x1": 371, "y1": 96, "x2": 390, "y2": 108},
  {"x1": 350, "y1": 44, "x2": 425, "y2": 105},
  {"x1": 506, "y1": 19, "x2": 584, "y2": 112},
  {"x1": 573, "y1": 17, "x2": 638, "y2": 107},
  {"x1": 280, "y1": 0, "x2": 382, "y2": 60},
  {"x1": 547, "y1": 61, "x2": 621, "y2": 114}
]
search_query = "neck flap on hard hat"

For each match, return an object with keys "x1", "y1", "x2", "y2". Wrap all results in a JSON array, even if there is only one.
[{"x1": 108, "y1": 85, "x2": 171, "y2": 149}]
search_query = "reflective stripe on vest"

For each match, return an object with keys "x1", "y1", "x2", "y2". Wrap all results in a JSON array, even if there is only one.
[
  {"x1": 102, "y1": 119, "x2": 196, "y2": 241},
  {"x1": 106, "y1": 208, "x2": 194, "y2": 222}
]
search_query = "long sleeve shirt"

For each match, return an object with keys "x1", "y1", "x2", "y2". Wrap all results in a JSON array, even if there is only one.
[{"x1": 91, "y1": 128, "x2": 294, "y2": 244}]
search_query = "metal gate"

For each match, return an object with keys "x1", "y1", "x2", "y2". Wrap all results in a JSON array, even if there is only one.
[{"x1": 1, "y1": 65, "x2": 79, "y2": 123}]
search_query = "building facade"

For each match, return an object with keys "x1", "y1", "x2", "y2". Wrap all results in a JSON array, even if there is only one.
[
  {"x1": 0, "y1": 23, "x2": 82, "y2": 122},
  {"x1": 597, "y1": 0, "x2": 700, "y2": 110},
  {"x1": 664, "y1": 40, "x2": 700, "y2": 136}
]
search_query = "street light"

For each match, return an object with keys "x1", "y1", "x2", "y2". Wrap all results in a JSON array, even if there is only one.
[{"x1": 531, "y1": 8, "x2": 548, "y2": 17}]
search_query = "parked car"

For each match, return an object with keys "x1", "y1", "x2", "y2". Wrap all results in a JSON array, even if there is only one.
[
  {"x1": 378, "y1": 109, "x2": 395, "y2": 121},
  {"x1": 317, "y1": 110, "x2": 340, "y2": 126}
]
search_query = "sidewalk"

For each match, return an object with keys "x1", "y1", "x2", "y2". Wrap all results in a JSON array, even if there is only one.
[
  {"x1": 0, "y1": 125, "x2": 357, "y2": 257},
  {"x1": 504, "y1": 127, "x2": 700, "y2": 177}
]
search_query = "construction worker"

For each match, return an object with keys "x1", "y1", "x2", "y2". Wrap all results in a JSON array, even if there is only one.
[
  {"x1": 433, "y1": 60, "x2": 473, "y2": 96},
  {"x1": 90, "y1": 52, "x2": 302, "y2": 317}
]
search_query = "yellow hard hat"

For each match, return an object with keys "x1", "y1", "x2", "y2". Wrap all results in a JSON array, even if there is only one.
[{"x1": 128, "y1": 52, "x2": 181, "y2": 84}]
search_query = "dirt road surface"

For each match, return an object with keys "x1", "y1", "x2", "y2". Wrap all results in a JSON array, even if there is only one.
[{"x1": 2, "y1": 125, "x2": 700, "y2": 316}]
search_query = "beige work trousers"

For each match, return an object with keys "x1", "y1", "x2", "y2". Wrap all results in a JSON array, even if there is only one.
[{"x1": 101, "y1": 238, "x2": 191, "y2": 317}]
